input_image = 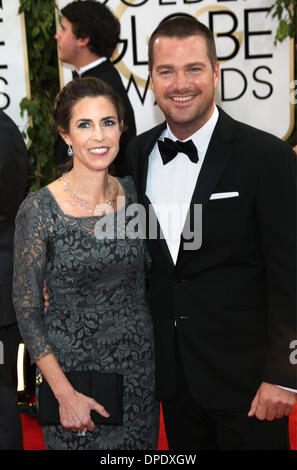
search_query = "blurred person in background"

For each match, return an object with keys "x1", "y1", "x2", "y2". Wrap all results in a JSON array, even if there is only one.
[
  {"x1": 55, "y1": 0, "x2": 136, "y2": 177},
  {"x1": 0, "y1": 109, "x2": 28, "y2": 449}
]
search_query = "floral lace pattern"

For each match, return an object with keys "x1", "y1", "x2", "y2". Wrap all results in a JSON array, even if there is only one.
[{"x1": 13, "y1": 176, "x2": 159, "y2": 450}]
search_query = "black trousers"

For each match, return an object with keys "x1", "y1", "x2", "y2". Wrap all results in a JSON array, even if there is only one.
[
  {"x1": 162, "y1": 334, "x2": 290, "y2": 450},
  {"x1": 0, "y1": 326, "x2": 23, "y2": 450}
]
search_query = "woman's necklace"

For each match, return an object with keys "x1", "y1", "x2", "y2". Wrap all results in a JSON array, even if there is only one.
[{"x1": 60, "y1": 172, "x2": 116, "y2": 215}]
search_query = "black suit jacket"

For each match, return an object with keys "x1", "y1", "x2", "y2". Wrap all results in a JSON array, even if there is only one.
[
  {"x1": 55, "y1": 59, "x2": 136, "y2": 177},
  {"x1": 0, "y1": 110, "x2": 28, "y2": 327},
  {"x1": 127, "y1": 107, "x2": 297, "y2": 411}
]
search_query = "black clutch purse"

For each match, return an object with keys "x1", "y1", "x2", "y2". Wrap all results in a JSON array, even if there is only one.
[{"x1": 37, "y1": 370, "x2": 123, "y2": 426}]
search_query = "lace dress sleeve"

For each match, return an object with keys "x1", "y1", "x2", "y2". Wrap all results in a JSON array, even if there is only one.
[{"x1": 13, "y1": 192, "x2": 53, "y2": 363}]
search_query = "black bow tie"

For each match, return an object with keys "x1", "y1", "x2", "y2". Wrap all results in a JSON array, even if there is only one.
[{"x1": 158, "y1": 138, "x2": 199, "y2": 165}]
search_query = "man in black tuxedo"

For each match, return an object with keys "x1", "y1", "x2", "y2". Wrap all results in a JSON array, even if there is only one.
[
  {"x1": 55, "y1": 0, "x2": 136, "y2": 176},
  {"x1": 0, "y1": 110, "x2": 28, "y2": 449},
  {"x1": 126, "y1": 17, "x2": 297, "y2": 450}
]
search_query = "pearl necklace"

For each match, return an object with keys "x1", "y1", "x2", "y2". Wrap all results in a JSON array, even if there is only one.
[{"x1": 61, "y1": 173, "x2": 116, "y2": 215}]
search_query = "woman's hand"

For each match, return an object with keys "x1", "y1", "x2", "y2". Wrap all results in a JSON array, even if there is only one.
[
  {"x1": 57, "y1": 387, "x2": 110, "y2": 433},
  {"x1": 36, "y1": 354, "x2": 110, "y2": 434}
]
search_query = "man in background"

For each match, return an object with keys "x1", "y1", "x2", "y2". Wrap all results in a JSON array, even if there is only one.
[
  {"x1": 0, "y1": 109, "x2": 28, "y2": 449},
  {"x1": 55, "y1": 0, "x2": 136, "y2": 177}
]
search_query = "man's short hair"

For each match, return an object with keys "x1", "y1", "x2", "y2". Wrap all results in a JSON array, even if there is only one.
[
  {"x1": 61, "y1": 0, "x2": 120, "y2": 58},
  {"x1": 148, "y1": 15, "x2": 217, "y2": 72}
]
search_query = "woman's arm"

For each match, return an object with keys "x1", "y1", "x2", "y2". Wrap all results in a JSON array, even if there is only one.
[{"x1": 13, "y1": 194, "x2": 109, "y2": 432}]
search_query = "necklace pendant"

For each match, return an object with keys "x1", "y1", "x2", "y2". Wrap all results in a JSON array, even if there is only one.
[{"x1": 61, "y1": 172, "x2": 116, "y2": 216}]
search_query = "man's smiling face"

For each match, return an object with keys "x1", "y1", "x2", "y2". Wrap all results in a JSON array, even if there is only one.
[{"x1": 150, "y1": 34, "x2": 220, "y2": 140}]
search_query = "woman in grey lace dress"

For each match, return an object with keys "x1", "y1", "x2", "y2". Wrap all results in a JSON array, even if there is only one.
[{"x1": 13, "y1": 77, "x2": 159, "y2": 450}]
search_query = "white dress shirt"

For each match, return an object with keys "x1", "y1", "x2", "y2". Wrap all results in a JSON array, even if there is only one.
[{"x1": 146, "y1": 106, "x2": 219, "y2": 264}]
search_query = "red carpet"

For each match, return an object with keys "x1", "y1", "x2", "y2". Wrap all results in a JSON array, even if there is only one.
[
  {"x1": 21, "y1": 403, "x2": 297, "y2": 450},
  {"x1": 21, "y1": 404, "x2": 169, "y2": 450},
  {"x1": 289, "y1": 403, "x2": 297, "y2": 450},
  {"x1": 21, "y1": 414, "x2": 46, "y2": 450}
]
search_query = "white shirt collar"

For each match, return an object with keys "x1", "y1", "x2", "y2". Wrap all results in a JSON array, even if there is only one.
[
  {"x1": 164, "y1": 105, "x2": 219, "y2": 156},
  {"x1": 74, "y1": 57, "x2": 107, "y2": 76}
]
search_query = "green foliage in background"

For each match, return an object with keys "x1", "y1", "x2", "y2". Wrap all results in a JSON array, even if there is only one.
[
  {"x1": 268, "y1": 0, "x2": 296, "y2": 146},
  {"x1": 19, "y1": 0, "x2": 60, "y2": 193},
  {"x1": 269, "y1": 0, "x2": 296, "y2": 44},
  {"x1": 19, "y1": 0, "x2": 296, "y2": 192}
]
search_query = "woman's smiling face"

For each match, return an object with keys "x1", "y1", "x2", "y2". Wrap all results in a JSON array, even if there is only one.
[{"x1": 61, "y1": 95, "x2": 122, "y2": 172}]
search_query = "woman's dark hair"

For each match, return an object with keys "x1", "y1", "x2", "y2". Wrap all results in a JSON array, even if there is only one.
[
  {"x1": 61, "y1": 0, "x2": 120, "y2": 58},
  {"x1": 148, "y1": 16, "x2": 217, "y2": 72},
  {"x1": 53, "y1": 77, "x2": 125, "y2": 134},
  {"x1": 54, "y1": 77, "x2": 125, "y2": 175}
]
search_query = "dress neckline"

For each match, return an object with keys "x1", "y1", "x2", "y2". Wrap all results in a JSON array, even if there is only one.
[{"x1": 44, "y1": 176, "x2": 129, "y2": 220}]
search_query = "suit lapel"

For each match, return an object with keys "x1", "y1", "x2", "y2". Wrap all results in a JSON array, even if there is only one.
[
  {"x1": 176, "y1": 108, "x2": 238, "y2": 268},
  {"x1": 137, "y1": 109, "x2": 239, "y2": 270},
  {"x1": 191, "y1": 110, "x2": 236, "y2": 208},
  {"x1": 138, "y1": 122, "x2": 175, "y2": 267},
  {"x1": 138, "y1": 122, "x2": 166, "y2": 199}
]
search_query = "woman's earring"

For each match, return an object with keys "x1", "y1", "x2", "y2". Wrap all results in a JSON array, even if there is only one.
[{"x1": 67, "y1": 144, "x2": 73, "y2": 158}]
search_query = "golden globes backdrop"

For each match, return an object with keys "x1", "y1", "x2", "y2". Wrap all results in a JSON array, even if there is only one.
[
  {"x1": 57, "y1": 0, "x2": 294, "y2": 140},
  {"x1": 1, "y1": 1, "x2": 293, "y2": 139},
  {"x1": 0, "y1": 0, "x2": 30, "y2": 132}
]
